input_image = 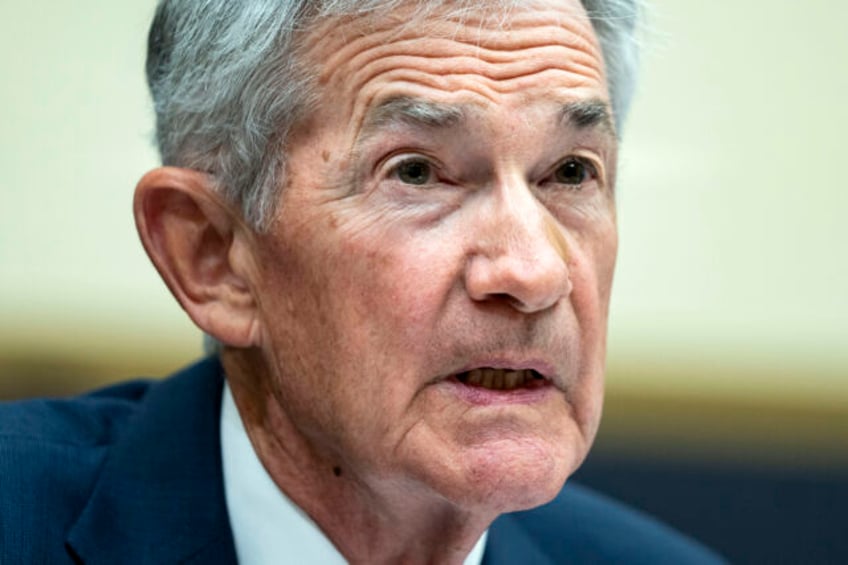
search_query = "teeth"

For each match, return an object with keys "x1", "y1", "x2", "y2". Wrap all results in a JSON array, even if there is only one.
[
  {"x1": 492, "y1": 371, "x2": 504, "y2": 389},
  {"x1": 461, "y1": 368, "x2": 538, "y2": 391},
  {"x1": 481, "y1": 369, "x2": 494, "y2": 389},
  {"x1": 504, "y1": 371, "x2": 521, "y2": 389}
]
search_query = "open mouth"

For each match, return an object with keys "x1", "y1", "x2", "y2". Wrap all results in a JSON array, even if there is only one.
[{"x1": 455, "y1": 368, "x2": 549, "y2": 391}]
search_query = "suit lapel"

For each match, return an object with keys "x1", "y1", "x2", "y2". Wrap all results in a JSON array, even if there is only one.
[{"x1": 66, "y1": 357, "x2": 238, "y2": 565}]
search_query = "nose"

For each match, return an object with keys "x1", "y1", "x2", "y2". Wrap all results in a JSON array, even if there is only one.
[{"x1": 463, "y1": 183, "x2": 572, "y2": 313}]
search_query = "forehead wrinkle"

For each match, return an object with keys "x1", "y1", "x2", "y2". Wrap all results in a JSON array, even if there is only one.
[
  {"x1": 307, "y1": 4, "x2": 606, "y2": 92},
  {"x1": 308, "y1": 3, "x2": 603, "y2": 70},
  {"x1": 316, "y1": 20, "x2": 607, "y2": 111},
  {"x1": 302, "y1": 2, "x2": 612, "y2": 164},
  {"x1": 340, "y1": 49, "x2": 605, "y2": 117},
  {"x1": 322, "y1": 33, "x2": 604, "y2": 94}
]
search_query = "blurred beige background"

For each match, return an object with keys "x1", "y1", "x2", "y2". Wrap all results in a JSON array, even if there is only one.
[{"x1": 1, "y1": 2, "x2": 846, "y2": 466}]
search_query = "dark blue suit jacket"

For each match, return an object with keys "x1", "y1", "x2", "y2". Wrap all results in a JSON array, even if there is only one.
[{"x1": 0, "y1": 358, "x2": 725, "y2": 564}]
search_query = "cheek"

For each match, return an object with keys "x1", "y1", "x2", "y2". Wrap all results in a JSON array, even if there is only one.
[
  {"x1": 563, "y1": 220, "x2": 616, "y2": 418},
  {"x1": 337, "y1": 221, "x2": 462, "y2": 339},
  {"x1": 567, "y1": 213, "x2": 617, "y2": 311},
  {"x1": 592, "y1": 226, "x2": 618, "y2": 327},
  {"x1": 255, "y1": 222, "x2": 454, "y2": 416}
]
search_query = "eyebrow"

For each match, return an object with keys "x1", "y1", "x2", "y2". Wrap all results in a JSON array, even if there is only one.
[
  {"x1": 560, "y1": 99, "x2": 616, "y2": 136},
  {"x1": 360, "y1": 96, "x2": 467, "y2": 138},
  {"x1": 358, "y1": 95, "x2": 615, "y2": 142}
]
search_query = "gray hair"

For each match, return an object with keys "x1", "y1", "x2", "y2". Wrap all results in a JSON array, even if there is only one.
[{"x1": 147, "y1": 0, "x2": 644, "y2": 232}]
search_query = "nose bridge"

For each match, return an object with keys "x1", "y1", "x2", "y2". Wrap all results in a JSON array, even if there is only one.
[
  {"x1": 464, "y1": 176, "x2": 571, "y2": 312},
  {"x1": 497, "y1": 179, "x2": 559, "y2": 257}
]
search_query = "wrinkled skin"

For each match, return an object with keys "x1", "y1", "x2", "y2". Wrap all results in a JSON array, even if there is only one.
[{"x1": 226, "y1": 1, "x2": 618, "y2": 562}]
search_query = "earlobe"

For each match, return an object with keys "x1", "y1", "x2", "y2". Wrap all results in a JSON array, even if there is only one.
[{"x1": 133, "y1": 167, "x2": 261, "y2": 348}]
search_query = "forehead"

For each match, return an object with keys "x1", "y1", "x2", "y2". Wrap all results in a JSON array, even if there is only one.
[{"x1": 298, "y1": 0, "x2": 608, "y2": 127}]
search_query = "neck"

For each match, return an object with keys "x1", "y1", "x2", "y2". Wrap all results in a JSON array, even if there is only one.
[{"x1": 221, "y1": 350, "x2": 492, "y2": 564}]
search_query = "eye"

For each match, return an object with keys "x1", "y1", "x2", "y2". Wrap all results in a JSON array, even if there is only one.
[
  {"x1": 553, "y1": 157, "x2": 597, "y2": 188},
  {"x1": 393, "y1": 158, "x2": 433, "y2": 186}
]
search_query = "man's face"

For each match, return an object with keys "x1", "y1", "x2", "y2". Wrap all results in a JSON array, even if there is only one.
[{"x1": 247, "y1": 0, "x2": 617, "y2": 513}]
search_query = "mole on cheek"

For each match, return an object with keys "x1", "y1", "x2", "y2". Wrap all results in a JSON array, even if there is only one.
[
  {"x1": 333, "y1": 466, "x2": 343, "y2": 477},
  {"x1": 322, "y1": 150, "x2": 331, "y2": 162}
]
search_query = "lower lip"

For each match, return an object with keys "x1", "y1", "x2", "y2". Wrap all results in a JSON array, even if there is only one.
[{"x1": 443, "y1": 376, "x2": 557, "y2": 406}]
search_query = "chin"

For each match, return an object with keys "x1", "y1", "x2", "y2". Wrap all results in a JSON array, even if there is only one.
[
  {"x1": 437, "y1": 435, "x2": 583, "y2": 516},
  {"x1": 483, "y1": 474, "x2": 569, "y2": 515}
]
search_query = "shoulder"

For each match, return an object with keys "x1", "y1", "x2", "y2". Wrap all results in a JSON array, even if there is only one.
[
  {"x1": 0, "y1": 377, "x2": 155, "y2": 484},
  {"x1": 0, "y1": 357, "x2": 226, "y2": 562},
  {"x1": 0, "y1": 378, "x2": 155, "y2": 559},
  {"x1": 489, "y1": 482, "x2": 727, "y2": 564},
  {"x1": 0, "y1": 378, "x2": 153, "y2": 448},
  {"x1": 0, "y1": 356, "x2": 222, "y2": 452}
]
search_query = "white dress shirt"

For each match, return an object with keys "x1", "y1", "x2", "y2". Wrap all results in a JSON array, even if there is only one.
[{"x1": 221, "y1": 383, "x2": 488, "y2": 564}]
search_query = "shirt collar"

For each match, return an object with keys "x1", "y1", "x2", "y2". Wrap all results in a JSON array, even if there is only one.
[{"x1": 221, "y1": 382, "x2": 487, "y2": 564}]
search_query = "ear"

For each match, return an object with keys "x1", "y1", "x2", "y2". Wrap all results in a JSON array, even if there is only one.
[{"x1": 134, "y1": 167, "x2": 260, "y2": 348}]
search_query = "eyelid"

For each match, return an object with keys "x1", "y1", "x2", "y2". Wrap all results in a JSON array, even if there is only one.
[
  {"x1": 380, "y1": 152, "x2": 443, "y2": 181},
  {"x1": 553, "y1": 152, "x2": 605, "y2": 186}
]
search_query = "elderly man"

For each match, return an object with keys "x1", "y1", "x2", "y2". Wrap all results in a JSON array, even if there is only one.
[{"x1": 0, "y1": 1, "x2": 724, "y2": 563}]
